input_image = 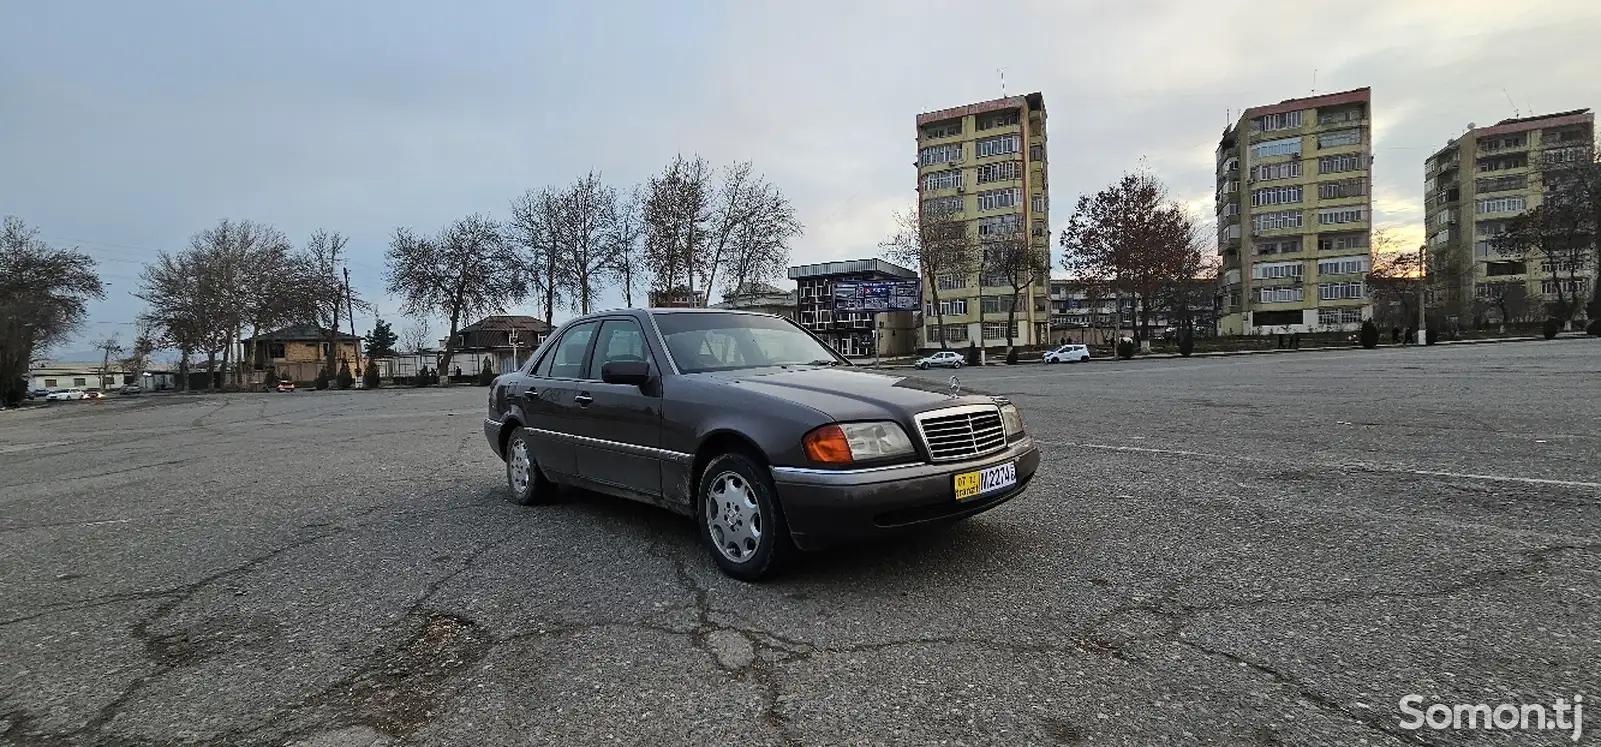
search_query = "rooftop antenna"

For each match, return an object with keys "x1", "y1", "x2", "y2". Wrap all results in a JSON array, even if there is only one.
[
  {"x1": 998, "y1": 68, "x2": 1006, "y2": 96},
  {"x1": 1311, "y1": 69, "x2": 1317, "y2": 94},
  {"x1": 1502, "y1": 89, "x2": 1519, "y2": 117}
]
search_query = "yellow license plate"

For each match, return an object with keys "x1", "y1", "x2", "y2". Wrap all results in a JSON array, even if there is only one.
[
  {"x1": 954, "y1": 471, "x2": 983, "y2": 500},
  {"x1": 954, "y1": 461, "x2": 1017, "y2": 501}
]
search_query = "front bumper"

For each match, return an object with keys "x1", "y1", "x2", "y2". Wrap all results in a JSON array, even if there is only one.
[{"x1": 771, "y1": 437, "x2": 1040, "y2": 551}]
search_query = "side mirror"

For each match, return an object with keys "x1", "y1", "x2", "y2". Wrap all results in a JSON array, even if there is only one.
[{"x1": 601, "y1": 360, "x2": 652, "y2": 387}]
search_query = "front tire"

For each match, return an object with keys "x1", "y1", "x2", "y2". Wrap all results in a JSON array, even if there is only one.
[
  {"x1": 916, "y1": 362, "x2": 928, "y2": 370},
  {"x1": 699, "y1": 453, "x2": 792, "y2": 582},
  {"x1": 504, "y1": 427, "x2": 555, "y2": 505}
]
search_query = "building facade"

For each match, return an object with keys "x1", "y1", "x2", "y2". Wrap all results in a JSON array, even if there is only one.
[
  {"x1": 449, "y1": 315, "x2": 552, "y2": 375},
  {"x1": 787, "y1": 259, "x2": 919, "y2": 358},
  {"x1": 1423, "y1": 109, "x2": 1595, "y2": 325},
  {"x1": 1047, "y1": 279, "x2": 1216, "y2": 344},
  {"x1": 241, "y1": 324, "x2": 362, "y2": 383},
  {"x1": 648, "y1": 287, "x2": 708, "y2": 308},
  {"x1": 1216, "y1": 87, "x2": 1374, "y2": 335},
  {"x1": 915, "y1": 92, "x2": 1051, "y2": 349},
  {"x1": 713, "y1": 281, "x2": 797, "y2": 319}
]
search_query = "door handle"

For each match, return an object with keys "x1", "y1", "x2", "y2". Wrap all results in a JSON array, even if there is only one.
[{"x1": 574, "y1": 393, "x2": 593, "y2": 407}]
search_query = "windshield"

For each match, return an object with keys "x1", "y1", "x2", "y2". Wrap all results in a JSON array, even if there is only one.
[{"x1": 653, "y1": 312, "x2": 845, "y2": 373}]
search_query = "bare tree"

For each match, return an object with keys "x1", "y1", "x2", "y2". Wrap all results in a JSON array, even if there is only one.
[
  {"x1": 385, "y1": 213, "x2": 527, "y2": 377},
  {"x1": 1367, "y1": 232, "x2": 1423, "y2": 334},
  {"x1": 554, "y1": 171, "x2": 619, "y2": 314},
  {"x1": 507, "y1": 187, "x2": 569, "y2": 324},
  {"x1": 642, "y1": 155, "x2": 715, "y2": 302},
  {"x1": 400, "y1": 320, "x2": 432, "y2": 353},
  {"x1": 0, "y1": 218, "x2": 106, "y2": 405},
  {"x1": 608, "y1": 186, "x2": 647, "y2": 307},
  {"x1": 881, "y1": 207, "x2": 977, "y2": 350},
  {"x1": 1059, "y1": 169, "x2": 1196, "y2": 344},
  {"x1": 120, "y1": 319, "x2": 159, "y2": 379},
  {"x1": 94, "y1": 336, "x2": 123, "y2": 389},
  {"x1": 1494, "y1": 203, "x2": 1589, "y2": 326},
  {"x1": 982, "y1": 227, "x2": 1051, "y2": 357},
  {"x1": 294, "y1": 229, "x2": 360, "y2": 376}
]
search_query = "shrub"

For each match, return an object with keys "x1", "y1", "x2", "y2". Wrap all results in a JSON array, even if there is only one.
[
  {"x1": 477, "y1": 358, "x2": 496, "y2": 385},
  {"x1": 362, "y1": 365, "x2": 380, "y2": 389},
  {"x1": 1116, "y1": 338, "x2": 1135, "y2": 360},
  {"x1": 414, "y1": 367, "x2": 432, "y2": 387},
  {"x1": 1358, "y1": 320, "x2": 1379, "y2": 349},
  {"x1": 263, "y1": 369, "x2": 278, "y2": 389},
  {"x1": 965, "y1": 341, "x2": 980, "y2": 366},
  {"x1": 1542, "y1": 317, "x2": 1560, "y2": 340},
  {"x1": 1587, "y1": 318, "x2": 1601, "y2": 337},
  {"x1": 1005, "y1": 348, "x2": 1019, "y2": 365},
  {"x1": 314, "y1": 368, "x2": 331, "y2": 390},
  {"x1": 1177, "y1": 330, "x2": 1194, "y2": 358},
  {"x1": 336, "y1": 361, "x2": 355, "y2": 390}
]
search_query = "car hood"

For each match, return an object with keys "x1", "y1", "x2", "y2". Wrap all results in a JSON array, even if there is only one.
[{"x1": 696, "y1": 366, "x2": 997, "y2": 422}]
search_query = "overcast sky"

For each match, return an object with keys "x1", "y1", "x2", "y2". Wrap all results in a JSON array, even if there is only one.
[{"x1": 5, "y1": 0, "x2": 1597, "y2": 357}]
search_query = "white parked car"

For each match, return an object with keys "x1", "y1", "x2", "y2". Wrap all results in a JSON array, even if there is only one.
[
  {"x1": 1043, "y1": 344, "x2": 1092, "y2": 364},
  {"x1": 914, "y1": 350, "x2": 965, "y2": 370},
  {"x1": 45, "y1": 388, "x2": 86, "y2": 401}
]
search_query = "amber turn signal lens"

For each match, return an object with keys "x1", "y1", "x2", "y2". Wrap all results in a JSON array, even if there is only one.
[{"x1": 802, "y1": 424, "x2": 854, "y2": 464}]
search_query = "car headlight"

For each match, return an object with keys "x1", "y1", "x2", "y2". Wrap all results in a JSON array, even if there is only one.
[
  {"x1": 802, "y1": 421, "x2": 915, "y2": 465},
  {"x1": 999, "y1": 402, "x2": 1026, "y2": 440}
]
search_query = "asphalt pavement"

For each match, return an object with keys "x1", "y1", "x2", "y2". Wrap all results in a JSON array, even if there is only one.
[{"x1": 2, "y1": 339, "x2": 1598, "y2": 746}]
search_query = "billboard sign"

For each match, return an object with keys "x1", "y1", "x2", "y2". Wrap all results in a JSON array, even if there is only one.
[{"x1": 831, "y1": 279, "x2": 922, "y2": 312}]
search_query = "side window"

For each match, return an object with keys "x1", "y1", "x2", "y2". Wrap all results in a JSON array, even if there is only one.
[
  {"x1": 587, "y1": 319, "x2": 653, "y2": 380},
  {"x1": 540, "y1": 322, "x2": 598, "y2": 379}
]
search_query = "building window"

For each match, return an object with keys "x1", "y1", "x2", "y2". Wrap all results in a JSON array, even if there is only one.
[
  {"x1": 1476, "y1": 174, "x2": 1527, "y2": 193},
  {"x1": 1475, "y1": 220, "x2": 1508, "y2": 237},
  {"x1": 976, "y1": 187, "x2": 1021, "y2": 211},
  {"x1": 1317, "y1": 106, "x2": 1365, "y2": 126},
  {"x1": 936, "y1": 274, "x2": 967, "y2": 291},
  {"x1": 1029, "y1": 144, "x2": 1044, "y2": 161},
  {"x1": 977, "y1": 214, "x2": 1021, "y2": 238},
  {"x1": 919, "y1": 143, "x2": 963, "y2": 166},
  {"x1": 1318, "y1": 154, "x2": 1363, "y2": 174},
  {"x1": 977, "y1": 160, "x2": 1022, "y2": 183},
  {"x1": 1251, "y1": 209, "x2": 1303, "y2": 232},
  {"x1": 1318, "y1": 232, "x2": 1367, "y2": 252},
  {"x1": 1318, "y1": 281, "x2": 1367, "y2": 300},
  {"x1": 1250, "y1": 137, "x2": 1302, "y2": 159},
  {"x1": 1317, "y1": 129, "x2": 1362, "y2": 148},
  {"x1": 1480, "y1": 134, "x2": 1527, "y2": 152},
  {"x1": 1251, "y1": 185, "x2": 1303, "y2": 206},
  {"x1": 1542, "y1": 147, "x2": 1588, "y2": 166},
  {"x1": 1257, "y1": 287, "x2": 1304, "y2": 304},
  {"x1": 1317, "y1": 207, "x2": 1366, "y2": 225},
  {"x1": 1317, "y1": 257, "x2": 1368, "y2": 275},
  {"x1": 975, "y1": 134, "x2": 1021, "y2": 158},
  {"x1": 923, "y1": 169, "x2": 962, "y2": 192},
  {"x1": 1478, "y1": 154, "x2": 1528, "y2": 172},
  {"x1": 1219, "y1": 202, "x2": 1239, "y2": 217},
  {"x1": 1032, "y1": 219, "x2": 1048, "y2": 238},
  {"x1": 980, "y1": 295, "x2": 1017, "y2": 314},
  {"x1": 981, "y1": 321, "x2": 1015, "y2": 340},
  {"x1": 928, "y1": 324, "x2": 969, "y2": 342},
  {"x1": 977, "y1": 111, "x2": 1020, "y2": 130},
  {"x1": 1318, "y1": 307, "x2": 1364, "y2": 325},
  {"x1": 1542, "y1": 278, "x2": 1585, "y2": 295},
  {"x1": 1251, "y1": 161, "x2": 1302, "y2": 181},
  {"x1": 1255, "y1": 238, "x2": 1301, "y2": 255},
  {"x1": 1318, "y1": 178, "x2": 1367, "y2": 199},
  {"x1": 923, "y1": 121, "x2": 961, "y2": 139},
  {"x1": 1253, "y1": 111, "x2": 1303, "y2": 132},
  {"x1": 933, "y1": 298, "x2": 968, "y2": 316},
  {"x1": 73, "y1": 377, "x2": 87, "y2": 387},
  {"x1": 1475, "y1": 196, "x2": 1526, "y2": 215},
  {"x1": 1541, "y1": 258, "x2": 1589, "y2": 275},
  {"x1": 43, "y1": 378, "x2": 57, "y2": 387},
  {"x1": 923, "y1": 195, "x2": 962, "y2": 216},
  {"x1": 1252, "y1": 261, "x2": 1304, "y2": 280}
]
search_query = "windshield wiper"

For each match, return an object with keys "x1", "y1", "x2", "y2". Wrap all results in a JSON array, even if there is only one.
[{"x1": 803, "y1": 359, "x2": 841, "y2": 366}]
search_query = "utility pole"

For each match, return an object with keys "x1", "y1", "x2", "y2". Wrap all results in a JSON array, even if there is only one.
[
  {"x1": 344, "y1": 266, "x2": 361, "y2": 376},
  {"x1": 1416, "y1": 243, "x2": 1428, "y2": 345}
]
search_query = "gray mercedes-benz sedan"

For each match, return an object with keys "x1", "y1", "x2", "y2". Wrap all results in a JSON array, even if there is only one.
[{"x1": 483, "y1": 308, "x2": 1040, "y2": 581}]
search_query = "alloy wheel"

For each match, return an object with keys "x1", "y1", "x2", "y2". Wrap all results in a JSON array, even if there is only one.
[{"x1": 705, "y1": 470, "x2": 763, "y2": 563}]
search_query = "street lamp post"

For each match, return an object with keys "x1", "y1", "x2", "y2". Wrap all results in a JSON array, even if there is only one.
[{"x1": 1417, "y1": 243, "x2": 1428, "y2": 345}]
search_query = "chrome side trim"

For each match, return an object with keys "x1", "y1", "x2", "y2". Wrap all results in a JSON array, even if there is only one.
[
  {"x1": 528, "y1": 427, "x2": 693, "y2": 463},
  {"x1": 771, "y1": 463, "x2": 916, "y2": 477},
  {"x1": 643, "y1": 312, "x2": 683, "y2": 377}
]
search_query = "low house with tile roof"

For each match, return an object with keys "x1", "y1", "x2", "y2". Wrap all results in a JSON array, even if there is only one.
[
  {"x1": 241, "y1": 324, "x2": 362, "y2": 384},
  {"x1": 447, "y1": 315, "x2": 552, "y2": 376}
]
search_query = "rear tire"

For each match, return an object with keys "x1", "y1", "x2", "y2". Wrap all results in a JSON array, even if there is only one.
[
  {"x1": 698, "y1": 452, "x2": 793, "y2": 582},
  {"x1": 504, "y1": 426, "x2": 555, "y2": 505},
  {"x1": 954, "y1": 361, "x2": 963, "y2": 369}
]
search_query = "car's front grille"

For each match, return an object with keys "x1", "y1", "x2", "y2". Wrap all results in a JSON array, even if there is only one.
[{"x1": 914, "y1": 405, "x2": 1007, "y2": 462}]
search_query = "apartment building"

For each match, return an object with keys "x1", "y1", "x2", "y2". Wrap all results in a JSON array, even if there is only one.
[
  {"x1": 1216, "y1": 87, "x2": 1375, "y2": 335},
  {"x1": 787, "y1": 259, "x2": 919, "y2": 358},
  {"x1": 915, "y1": 92, "x2": 1051, "y2": 349},
  {"x1": 1047, "y1": 279, "x2": 1217, "y2": 343},
  {"x1": 1423, "y1": 109, "x2": 1595, "y2": 323}
]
